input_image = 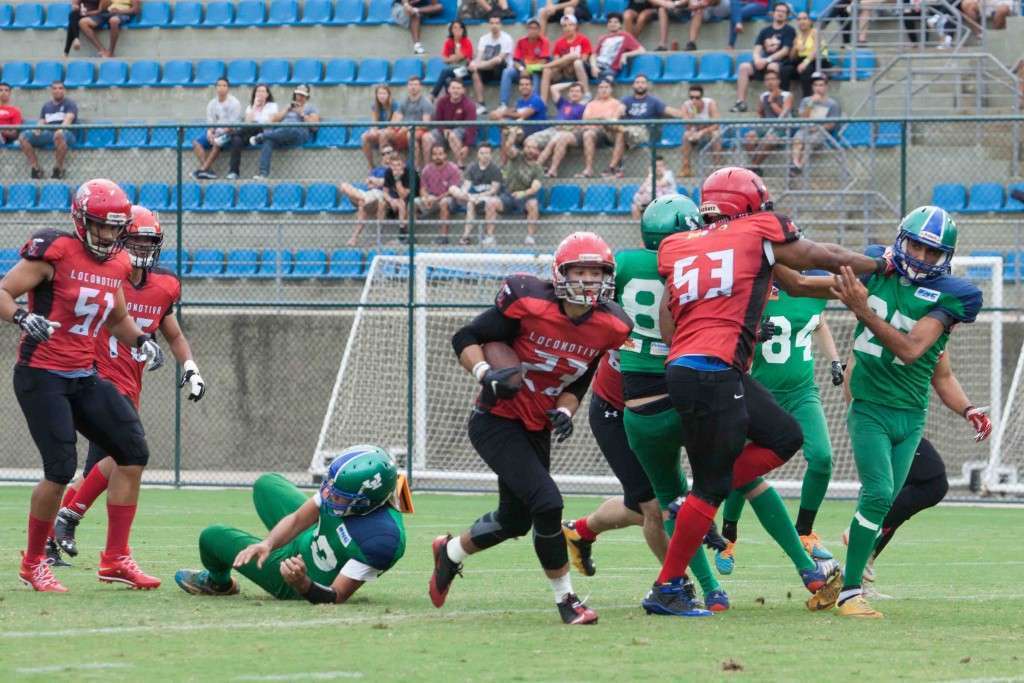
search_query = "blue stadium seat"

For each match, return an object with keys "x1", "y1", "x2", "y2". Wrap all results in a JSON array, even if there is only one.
[
  {"x1": 234, "y1": 0, "x2": 266, "y2": 27},
  {"x1": 1006, "y1": 183, "x2": 1024, "y2": 212},
  {"x1": 931, "y1": 183, "x2": 966, "y2": 213},
  {"x1": 133, "y1": 1, "x2": 171, "y2": 28},
  {"x1": 308, "y1": 125, "x2": 347, "y2": 148},
  {"x1": 139, "y1": 183, "x2": 171, "y2": 211},
  {"x1": 659, "y1": 54, "x2": 697, "y2": 83},
  {"x1": 585, "y1": 0, "x2": 603, "y2": 21},
  {"x1": 0, "y1": 184, "x2": 38, "y2": 211},
  {"x1": 194, "y1": 59, "x2": 227, "y2": 86},
  {"x1": 113, "y1": 124, "x2": 148, "y2": 148},
  {"x1": 840, "y1": 121, "x2": 901, "y2": 148},
  {"x1": 289, "y1": 249, "x2": 328, "y2": 277},
  {"x1": 127, "y1": 60, "x2": 161, "y2": 87},
  {"x1": 658, "y1": 123, "x2": 684, "y2": 147},
  {"x1": 423, "y1": 57, "x2": 446, "y2": 85},
  {"x1": 0, "y1": 248, "x2": 21, "y2": 276},
  {"x1": 259, "y1": 59, "x2": 291, "y2": 85},
  {"x1": 227, "y1": 59, "x2": 258, "y2": 85},
  {"x1": 808, "y1": 0, "x2": 833, "y2": 19},
  {"x1": 693, "y1": 52, "x2": 732, "y2": 82},
  {"x1": 575, "y1": 185, "x2": 616, "y2": 213},
  {"x1": 172, "y1": 183, "x2": 202, "y2": 211},
  {"x1": 291, "y1": 58, "x2": 323, "y2": 84},
  {"x1": 267, "y1": 183, "x2": 304, "y2": 211},
  {"x1": 301, "y1": 0, "x2": 334, "y2": 24},
  {"x1": 545, "y1": 185, "x2": 581, "y2": 213},
  {"x1": 330, "y1": 0, "x2": 364, "y2": 24},
  {"x1": 390, "y1": 57, "x2": 424, "y2": 85},
  {"x1": 94, "y1": 60, "x2": 128, "y2": 87},
  {"x1": 327, "y1": 249, "x2": 364, "y2": 278},
  {"x1": 169, "y1": 1, "x2": 203, "y2": 27},
  {"x1": 364, "y1": 0, "x2": 394, "y2": 24},
  {"x1": 335, "y1": 192, "x2": 355, "y2": 212},
  {"x1": 160, "y1": 60, "x2": 193, "y2": 86},
  {"x1": 30, "y1": 184, "x2": 70, "y2": 212},
  {"x1": 507, "y1": 0, "x2": 532, "y2": 22},
  {"x1": 200, "y1": 1, "x2": 234, "y2": 27},
  {"x1": 837, "y1": 50, "x2": 876, "y2": 81},
  {"x1": 1, "y1": 62, "x2": 31, "y2": 87},
  {"x1": 0, "y1": 5, "x2": 12, "y2": 28},
  {"x1": 42, "y1": 3, "x2": 71, "y2": 30},
  {"x1": 963, "y1": 183, "x2": 1004, "y2": 214},
  {"x1": 28, "y1": 61, "x2": 63, "y2": 89},
  {"x1": 734, "y1": 51, "x2": 753, "y2": 76},
  {"x1": 423, "y1": 0, "x2": 456, "y2": 23},
  {"x1": 619, "y1": 54, "x2": 662, "y2": 83},
  {"x1": 82, "y1": 124, "x2": 116, "y2": 148},
  {"x1": 224, "y1": 249, "x2": 260, "y2": 277},
  {"x1": 189, "y1": 249, "x2": 225, "y2": 277},
  {"x1": 159, "y1": 249, "x2": 191, "y2": 274},
  {"x1": 355, "y1": 59, "x2": 389, "y2": 85},
  {"x1": 145, "y1": 125, "x2": 180, "y2": 148},
  {"x1": 234, "y1": 183, "x2": 270, "y2": 211},
  {"x1": 183, "y1": 124, "x2": 207, "y2": 145},
  {"x1": 12, "y1": 3, "x2": 44, "y2": 29},
  {"x1": 198, "y1": 183, "x2": 236, "y2": 212},
  {"x1": 612, "y1": 184, "x2": 638, "y2": 214},
  {"x1": 604, "y1": 0, "x2": 628, "y2": 14},
  {"x1": 267, "y1": 0, "x2": 300, "y2": 24},
  {"x1": 839, "y1": 122, "x2": 869, "y2": 147},
  {"x1": 341, "y1": 125, "x2": 369, "y2": 148},
  {"x1": 874, "y1": 121, "x2": 901, "y2": 147},
  {"x1": 117, "y1": 182, "x2": 137, "y2": 203},
  {"x1": 256, "y1": 249, "x2": 294, "y2": 277},
  {"x1": 322, "y1": 58, "x2": 356, "y2": 84},
  {"x1": 298, "y1": 183, "x2": 338, "y2": 212},
  {"x1": 64, "y1": 61, "x2": 95, "y2": 87}
]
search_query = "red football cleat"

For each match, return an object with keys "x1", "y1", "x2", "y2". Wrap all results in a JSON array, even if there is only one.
[
  {"x1": 19, "y1": 552, "x2": 69, "y2": 593},
  {"x1": 97, "y1": 551, "x2": 161, "y2": 590}
]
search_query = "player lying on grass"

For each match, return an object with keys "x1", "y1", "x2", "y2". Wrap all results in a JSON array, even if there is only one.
[
  {"x1": 176, "y1": 445, "x2": 408, "y2": 603},
  {"x1": 431, "y1": 232, "x2": 633, "y2": 625},
  {"x1": 775, "y1": 205, "x2": 982, "y2": 617},
  {"x1": 2, "y1": 180, "x2": 165, "y2": 593},
  {"x1": 48, "y1": 206, "x2": 206, "y2": 575}
]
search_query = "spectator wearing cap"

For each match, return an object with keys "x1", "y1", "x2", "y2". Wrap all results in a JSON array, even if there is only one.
[
  {"x1": 470, "y1": 16, "x2": 515, "y2": 114},
  {"x1": 732, "y1": 2, "x2": 795, "y2": 112},
  {"x1": 530, "y1": 80, "x2": 586, "y2": 177},
  {"x1": 392, "y1": 0, "x2": 444, "y2": 55},
  {"x1": 192, "y1": 78, "x2": 244, "y2": 180},
  {"x1": 19, "y1": 81, "x2": 78, "y2": 179},
  {"x1": 502, "y1": 19, "x2": 551, "y2": 105},
  {"x1": 537, "y1": 0, "x2": 591, "y2": 34},
  {"x1": 342, "y1": 145, "x2": 395, "y2": 246},
  {"x1": 679, "y1": 83, "x2": 720, "y2": 178},
  {"x1": 250, "y1": 84, "x2": 320, "y2": 180},
  {"x1": 589, "y1": 14, "x2": 645, "y2": 84},
  {"x1": 782, "y1": 10, "x2": 831, "y2": 98},
  {"x1": 540, "y1": 14, "x2": 592, "y2": 103},
  {"x1": 416, "y1": 145, "x2": 462, "y2": 243},
  {"x1": 790, "y1": 71, "x2": 840, "y2": 176},
  {"x1": 424, "y1": 79, "x2": 478, "y2": 167},
  {"x1": 78, "y1": 0, "x2": 138, "y2": 58},
  {"x1": 0, "y1": 83, "x2": 23, "y2": 146},
  {"x1": 604, "y1": 74, "x2": 681, "y2": 178}
]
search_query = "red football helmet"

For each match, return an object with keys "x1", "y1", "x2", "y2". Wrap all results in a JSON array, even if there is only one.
[
  {"x1": 71, "y1": 179, "x2": 132, "y2": 261},
  {"x1": 552, "y1": 231, "x2": 615, "y2": 306},
  {"x1": 124, "y1": 205, "x2": 163, "y2": 269},
  {"x1": 699, "y1": 166, "x2": 773, "y2": 221}
]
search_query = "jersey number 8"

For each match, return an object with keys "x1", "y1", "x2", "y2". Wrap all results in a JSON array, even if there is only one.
[{"x1": 760, "y1": 314, "x2": 819, "y2": 364}]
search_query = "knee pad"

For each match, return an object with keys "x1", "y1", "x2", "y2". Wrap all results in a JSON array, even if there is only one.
[
  {"x1": 531, "y1": 507, "x2": 567, "y2": 570},
  {"x1": 469, "y1": 510, "x2": 531, "y2": 549}
]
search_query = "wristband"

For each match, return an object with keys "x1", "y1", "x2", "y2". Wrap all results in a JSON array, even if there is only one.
[
  {"x1": 184, "y1": 359, "x2": 199, "y2": 374},
  {"x1": 11, "y1": 308, "x2": 27, "y2": 325},
  {"x1": 136, "y1": 333, "x2": 152, "y2": 348},
  {"x1": 962, "y1": 405, "x2": 974, "y2": 419},
  {"x1": 305, "y1": 581, "x2": 338, "y2": 604},
  {"x1": 472, "y1": 361, "x2": 491, "y2": 382},
  {"x1": 556, "y1": 406, "x2": 573, "y2": 419},
  {"x1": 873, "y1": 257, "x2": 887, "y2": 275}
]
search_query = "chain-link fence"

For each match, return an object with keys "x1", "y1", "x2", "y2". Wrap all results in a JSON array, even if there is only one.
[{"x1": 0, "y1": 117, "x2": 1022, "y2": 497}]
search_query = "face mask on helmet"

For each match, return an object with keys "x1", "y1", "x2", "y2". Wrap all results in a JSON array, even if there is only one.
[
  {"x1": 319, "y1": 446, "x2": 397, "y2": 517},
  {"x1": 82, "y1": 215, "x2": 129, "y2": 260},
  {"x1": 554, "y1": 263, "x2": 615, "y2": 306},
  {"x1": 893, "y1": 232, "x2": 952, "y2": 282},
  {"x1": 125, "y1": 233, "x2": 163, "y2": 269}
]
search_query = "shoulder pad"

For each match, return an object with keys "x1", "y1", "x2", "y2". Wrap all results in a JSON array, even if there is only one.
[
  {"x1": 495, "y1": 274, "x2": 554, "y2": 317},
  {"x1": 932, "y1": 276, "x2": 983, "y2": 324},
  {"x1": 20, "y1": 229, "x2": 73, "y2": 262}
]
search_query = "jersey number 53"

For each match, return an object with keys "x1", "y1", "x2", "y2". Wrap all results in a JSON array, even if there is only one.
[{"x1": 671, "y1": 249, "x2": 735, "y2": 305}]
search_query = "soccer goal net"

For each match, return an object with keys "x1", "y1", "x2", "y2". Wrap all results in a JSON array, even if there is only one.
[{"x1": 311, "y1": 253, "x2": 1005, "y2": 497}]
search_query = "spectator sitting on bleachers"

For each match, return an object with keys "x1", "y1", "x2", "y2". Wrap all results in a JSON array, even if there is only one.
[
  {"x1": 383, "y1": 153, "x2": 419, "y2": 236},
  {"x1": 490, "y1": 138, "x2": 543, "y2": 245},
  {"x1": 819, "y1": 0, "x2": 852, "y2": 49},
  {"x1": 782, "y1": 11, "x2": 830, "y2": 98},
  {"x1": 416, "y1": 146, "x2": 463, "y2": 243},
  {"x1": 960, "y1": 0, "x2": 1012, "y2": 34},
  {"x1": 471, "y1": 17, "x2": 515, "y2": 114},
  {"x1": 392, "y1": 77, "x2": 433, "y2": 168},
  {"x1": 0, "y1": 83, "x2": 23, "y2": 146},
  {"x1": 361, "y1": 84, "x2": 399, "y2": 171},
  {"x1": 250, "y1": 84, "x2": 320, "y2": 180},
  {"x1": 392, "y1": 0, "x2": 444, "y2": 55},
  {"x1": 623, "y1": 0, "x2": 659, "y2": 47},
  {"x1": 679, "y1": 83, "x2": 720, "y2": 178},
  {"x1": 631, "y1": 155, "x2": 676, "y2": 218},
  {"x1": 426, "y1": 80, "x2": 478, "y2": 167},
  {"x1": 538, "y1": 0, "x2": 591, "y2": 34},
  {"x1": 458, "y1": 0, "x2": 516, "y2": 21},
  {"x1": 192, "y1": 78, "x2": 244, "y2": 180},
  {"x1": 732, "y1": 2, "x2": 794, "y2": 112},
  {"x1": 729, "y1": 0, "x2": 770, "y2": 47},
  {"x1": 450, "y1": 143, "x2": 503, "y2": 244},
  {"x1": 236, "y1": 84, "x2": 278, "y2": 179},
  {"x1": 540, "y1": 15, "x2": 592, "y2": 103},
  {"x1": 433, "y1": 20, "x2": 473, "y2": 99},
  {"x1": 653, "y1": 0, "x2": 703, "y2": 52},
  {"x1": 79, "y1": 0, "x2": 139, "y2": 58},
  {"x1": 491, "y1": 75, "x2": 548, "y2": 154},
  {"x1": 790, "y1": 71, "x2": 839, "y2": 176},
  {"x1": 502, "y1": 19, "x2": 550, "y2": 104},
  {"x1": 19, "y1": 81, "x2": 78, "y2": 180},
  {"x1": 604, "y1": 74, "x2": 680, "y2": 178},
  {"x1": 530, "y1": 81, "x2": 587, "y2": 177},
  {"x1": 342, "y1": 145, "x2": 395, "y2": 246},
  {"x1": 590, "y1": 13, "x2": 645, "y2": 83},
  {"x1": 903, "y1": 0, "x2": 956, "y2": 49},
  {"x1": 580, "y1": 79, "x2": 623, "y2": 178},
  {"x1": 742, "y1": 69, "x2": 791, "y2": 175},
  {"x1": 65, "y1": 0, "x2": 101, "y2": 55}
]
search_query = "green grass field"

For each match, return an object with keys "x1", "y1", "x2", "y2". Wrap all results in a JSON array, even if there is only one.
[{"x1": 2, "y1": 487, "x2": 1023, "y2": 682}]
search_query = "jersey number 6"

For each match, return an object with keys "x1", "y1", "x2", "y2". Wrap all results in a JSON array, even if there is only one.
[{"x1": 671, "y1": 249, "x2": 735, "y2": 305}]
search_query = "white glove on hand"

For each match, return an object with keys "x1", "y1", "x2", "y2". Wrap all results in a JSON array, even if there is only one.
[
  {"x1": 13, "y1": 309, "x2": 60, "y2": 343},
  {"x1": 136, "y1": 334, "x2": 165, "y2": 372},
  {"x1": 180, "y1": 359, "x2": 206, "y2": 402}
]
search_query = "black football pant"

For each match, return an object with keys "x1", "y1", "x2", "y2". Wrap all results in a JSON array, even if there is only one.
[
  {"x1": 874, "y1": 437, "x2": 948, "y2": 558},
  {"x1": 588, "y1": 395, "x2": 655, "y2": 514}
]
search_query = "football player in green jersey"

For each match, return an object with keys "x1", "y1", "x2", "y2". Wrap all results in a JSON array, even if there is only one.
[
  {"x1": 175, "y1": 445, "x2": 407, "y2": 604},
  {"x1": 715, "y1": 282, "x2": 845, "y2": 574}
]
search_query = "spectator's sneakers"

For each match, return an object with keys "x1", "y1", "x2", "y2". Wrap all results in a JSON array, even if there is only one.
[
  {"x1": 30, "y1": 167, "x2": 43, "y2": 179},
  {"x1": 601, "y1": 165, "x2": 624, "y2": 179},
  {"x1": 52, "y1": 167, "x2": 65, "y2": 179},
  {"x1": 249, "y1": 134, "x2": 264, "y2": 146},
  {"x1": 192, "y1": 170, "x2": 217, "y2": 180},
  {"x1": 524, "y1": 235, "x2": 536, "y2": 246},
  {"x1": 253, "y1": 174, "x2": 267, "y2": 180},
  {"x1": 684, "y1": 41, "x2": 697, "y2": 51},
  {"x1": 414, "y1": 42, "x2": 425, "y2": 54},
  {"x1": 730, "y1": 101, "x2": 748, "y2": 113},
  {"x1": 226, "y1": 172, "x2": 239, "y2": 180},
  {"x1": 481, "y1": 235, "x2": 496, "y2": 246}
]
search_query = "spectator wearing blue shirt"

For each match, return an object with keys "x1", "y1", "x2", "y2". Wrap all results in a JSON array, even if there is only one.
[
  {"x1": 19, "y1": 81, "x2": 78, "y2": 179},
  {"x1": 528, "y1": 81, "x2": 587, "y2": 177},
  {"x1": 604, "y1": 75, "x2": 680, "y2": 178},
  {"x1": 732, "y1": 3, "x2": 795, "y2": 112},
  {"x1": 490, "y1": 75, "x2": 548, "y2": 157},
  {"x1": 249, "y1": 84, "x2": 321, "y2": 180},
  {"x1": 340, "y1": 145, "x2": 395, "y2": 246}
]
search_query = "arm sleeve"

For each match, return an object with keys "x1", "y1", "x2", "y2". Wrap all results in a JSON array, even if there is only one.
[
  {"x1": 451, "y1": 306, "x2": 521, "y2": 356},
  {"x1": 564, "y1": 354, "x2": 602, "y2": 402},
  {"x1": 340, "y1": 559, "x2": 382, "y2": 582}
]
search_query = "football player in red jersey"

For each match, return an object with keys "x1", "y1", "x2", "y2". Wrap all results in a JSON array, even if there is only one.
[
  {"x1": 1, "y1": 180, "x2": 166, "y2": 593},
  {"x1": 48, "y1": 205, "x2": 206, "y2": 571},
  {"x1": 429, "y1": 232, "x2": 633, "y2": 625},
  {"x1": 642, "y1": 167, "x2": 892, "y2": 616}
]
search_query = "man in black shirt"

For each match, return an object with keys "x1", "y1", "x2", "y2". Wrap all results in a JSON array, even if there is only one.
[{"x1": 731, "y1": 3, "x2": 795, "y2": 112}]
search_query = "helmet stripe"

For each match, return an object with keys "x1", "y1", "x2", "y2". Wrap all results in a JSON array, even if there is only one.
[
  {"x1": 920, "y1": 207, "x2": 945, "y2": 242},
  {"x1": 328, "y1": 448, "x2": 372, "y2": 477}
]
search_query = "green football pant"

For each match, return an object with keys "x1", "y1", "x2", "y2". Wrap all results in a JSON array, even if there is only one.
[
  {"x1": 843, "y1": 400, "x2": 925, "y2": 591},
  {"x1": 198, "y1": 473, "x2": 308, "y2": 599},
  {"x1": 623, "y1": 405, "x2": 721, "y2": 595}
]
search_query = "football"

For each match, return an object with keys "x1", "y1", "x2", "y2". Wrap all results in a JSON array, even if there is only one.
[{"x1": 483, "y1": 341, "x2": 523, "y2": 389}]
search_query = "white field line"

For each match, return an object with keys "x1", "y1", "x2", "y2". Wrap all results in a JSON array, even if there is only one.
[
  {"x1": 234, "y1": 673, "x2": 364, "y2": 681},
  {"x1": 14, "y1": 663, "x2": 133, "y2": 674}
]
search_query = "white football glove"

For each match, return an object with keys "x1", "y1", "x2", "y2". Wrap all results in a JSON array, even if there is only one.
[
  {"x1": 13, "y1": 309, "x2": 60, "y2": 343},
  {"x1": 180, "y1": 359, "x2": 206, "y2": 402},
  {"x1": 136, "y1": 334, "x2": 165, "y2": 372}
]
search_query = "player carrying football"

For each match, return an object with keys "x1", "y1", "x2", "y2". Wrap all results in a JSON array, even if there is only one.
[
  {"x1": 2, "y1": 179, "x2": 165, "y2": 592},
  {"x1": 176, "y1": 445, "x2": 407, "y2": 603},
  {"x1": 48, "y1": 205, "x2": 206, "y2": 574},
  {"x1": 646, "y1": 167, "x2": 888, "y2": 616},
  {"x1": 431, "y1": 231, "x2": 633, "y2": 625}
]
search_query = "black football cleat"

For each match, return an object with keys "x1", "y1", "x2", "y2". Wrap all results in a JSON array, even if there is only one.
[
  {"x1": 703, "y1": 522, "x2": 729, "y2": 553},
  {"x1": 428, "y1": 534, "x2": 463, "y2": 608},
  {"x1": 45, "y1": 538, "x2": 71, "y2": 567},
  {"x1": 562, "y1": 521, "x2": 596, "y2": 577},
  {"x1": 53, "y1": 507, "x2": 81, "y2": 557},
  {"x1": 557, "y1": 593, "x2": 598, "y2": 625}
]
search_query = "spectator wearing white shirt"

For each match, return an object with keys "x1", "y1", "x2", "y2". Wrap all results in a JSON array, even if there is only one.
[
  {"x1": 470, "y1": 16, "x2": 514, "y2": 114},
  {"x1": 193, "y1": 78, "x2": 244, "y2": 180},
  {"x1": 228, "y1": 84, "x2": 278, "y2": 180},
  {"x1": 679, "y1": 84, "x2": 720, "y2": 178}
]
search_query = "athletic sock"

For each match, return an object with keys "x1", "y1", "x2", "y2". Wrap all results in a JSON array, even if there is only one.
[
  {"x1": 446, "y1": 536, "x2": 469, "y2": 564},
  {"x1": 732, "y1": 444, "x2": 786, "y2": 489},
  {"x1": 25, "y1": 514, "x2": 51, "y2": 564},
  {"x1": 60, "y1": 486, "x2": 77, "y2": 509},
  {"x1": 689, "y1": 545, "x2": 720, "y2": 594},
  {"x1": 838, "y1": 587, "x2": 862, "y2": 606},
  {"x1": 721, "y1": 519, "x2": 738, "y2": 543},
  {"x1": 843, "y1": 508, "x2": 883, "y2": 591},
  {"x1": 104, "y1": 503, "x2": 137, "y2": 557},
  {"x1": 573, "y1": 517, "x2": 597, "y2": 542},
  {"x1": 657, "y1": 496, "x2": 717, "y2": 584},
  {"x1": 747, "y1": 485, "x2": 815, "y2": 573},
  {"x1": 549, "y1": 572, "x2": 573, "y2": 603},
  {"x1": 721, "y1": 490, "x2": 746, "y2": 539},
  {"x1": 799, "y1": 467, "x2": 830, "y2": 521},
  {"x1": 795, "y1": 507, "x2": 818, "y2": 537},
  {"x1": 70, "y1": 467, "x2": 109, "y2": 517}
]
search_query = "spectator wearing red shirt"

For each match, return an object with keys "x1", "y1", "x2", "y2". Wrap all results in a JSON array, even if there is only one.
[
  {"x1": 432, "y1": 20, "x2": 475, "y2": 99},
  {"x1": 540, "y1": 15, "x2": 592, "y2": 103},
  {"x1": 502, "y1": 19, "x2": 550, "y2": 106},
  {"x1": 589, "y1": 14, "x2": 645, "y2": 83},
  {"x1": 415, "y1": 145, "x2": 463, "y2": 243},
  {"x1": 0, "y1": 83, "x2": 23, "y2": 145},
  {"x1": 424, "y1": 80, "x2": 478, "y2": 167}
]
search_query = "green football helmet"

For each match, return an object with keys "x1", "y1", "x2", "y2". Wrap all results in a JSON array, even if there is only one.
[
  {"x1": 640, "y1": 194, "x2": 703, "y2": 250},
  {"x1": 320, "y1": 445, "x2": 398, "y2": 517},
  {"x1": 893, "y1": 205, "x2": 958, "y2": 282}
]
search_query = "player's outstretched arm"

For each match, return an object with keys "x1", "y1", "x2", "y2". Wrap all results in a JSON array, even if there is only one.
[
  {"x1": 831, "y1": 265, "x2": 945, "y2": 365},
  {"x1": 234, "y1": 497, "x2": 320, "y2": 569},
  {"x1": 161, "y1": 313, "x2": 206, "y2": 401},
  {"x1": 106, "y1": 287, "x2": 165, "y2": 370},
  {"x1": 931, "y1": 351, "x2": 992, "y2": 442},
  {"x1": 0, "y1": 259, "x2": 60, "y2": 341},
  {"x1": 772, "y1": 264, "x2": 835, "y2": 299},
  {"x1": 773, "y1": 238, "x2": 887, "y2": 277}
]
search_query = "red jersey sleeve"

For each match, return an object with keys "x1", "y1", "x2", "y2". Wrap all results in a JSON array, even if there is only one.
[
  {"x1": 494, "y1": 274, "x2": 549, "y2": 320},
  {"x1": 748, "y1": 212, "x2": 801, "y2": 244},
  {"x1": 20, "y1": 229, "x2": 69, "y2": 264}
]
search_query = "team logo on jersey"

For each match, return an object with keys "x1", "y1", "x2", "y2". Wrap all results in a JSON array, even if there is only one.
[
  {"x1": 914, "y1": 286, "x2": 940, "y2": 302},
  {"x1": 26, "y1": 237, "x2": 46, "y2": 258},
  {"x1": 649, "y1": 341, "x2": 669, "y2": 356},
  {"x1": 619, "y1": 338, "x2": 640, "y2": 352},
  {"x1": 337, "y1": 523, "x2": 353, "y2": 548}
]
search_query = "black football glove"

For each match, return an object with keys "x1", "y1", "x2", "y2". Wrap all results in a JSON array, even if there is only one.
[
  {"x1": 546, "y1": 408, "x2": 574, "y2": 443},
  {"x1": 480, "y1": 366, "x2": 521, "y2": 400},
  {"x1": 830, "y1": 360, "x2": 846, "y2": 386},
  {"x1": 757, "y1": 318, "x2": 779, "y2": 343},
  {"x1": 12, "y1": 309, "x2": 60, "y2": 343}
]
